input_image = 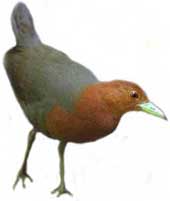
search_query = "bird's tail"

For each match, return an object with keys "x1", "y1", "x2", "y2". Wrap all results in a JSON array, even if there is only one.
[{"x1": 11, "y1": 2, "x2": 41, "y2": 47}]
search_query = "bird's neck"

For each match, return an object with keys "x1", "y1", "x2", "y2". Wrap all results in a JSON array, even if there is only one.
[{"x1": 74, "y1": 83, "x2": 121, "y2": 130}]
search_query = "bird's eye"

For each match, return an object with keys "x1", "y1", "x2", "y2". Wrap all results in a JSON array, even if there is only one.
[{"x1": 130, "y1": 91, "x2": 139, "y2": 98}]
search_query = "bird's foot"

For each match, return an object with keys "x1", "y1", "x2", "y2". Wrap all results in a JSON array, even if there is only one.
[
  {"x1": 13, "y1": 168, "x2": 33, "y2": 190},
  {"x1": 51, "y1": 184, "x2": 73, "y2": 197}
]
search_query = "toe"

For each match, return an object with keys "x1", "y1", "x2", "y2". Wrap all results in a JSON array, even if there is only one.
[
  {"x1": 13, "y1": 171, "x2": 33, "y2": 190},
  {"x1": 51, "y1": 186, "x2": 73, "y2": 197}
]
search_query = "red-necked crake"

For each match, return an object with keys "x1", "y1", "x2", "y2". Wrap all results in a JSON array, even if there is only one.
[{"x1": 4, "y1": 2, "x2": 167, "y2": 197}]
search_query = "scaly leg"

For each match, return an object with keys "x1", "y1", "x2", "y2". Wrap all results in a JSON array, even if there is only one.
[
  {"x1": 51, "y1": 141, "x2": 72, "y2": 197},
  {"x1": 13, "y1": 128, "x2": 37, "y2": 189}
]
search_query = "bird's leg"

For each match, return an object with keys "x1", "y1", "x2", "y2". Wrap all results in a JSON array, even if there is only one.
[
  {"x1": 51, "y1": 141, "x2": 72, "y2": 197},
  {"x1": 13, "y1": 128, "x2": 37, "y2": 189}
]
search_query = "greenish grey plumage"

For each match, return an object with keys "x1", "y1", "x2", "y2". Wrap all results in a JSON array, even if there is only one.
[
  {"x1": 4, "y1": 3, "x2": 98, "y2": 196},
  {"x1": 4, "y1": 3, "x2": 98, "y2": 134}
]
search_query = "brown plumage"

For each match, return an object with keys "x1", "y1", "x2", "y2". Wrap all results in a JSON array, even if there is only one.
[{"x1": 46, "y1": 80, "x2": 148, "y2": 143}]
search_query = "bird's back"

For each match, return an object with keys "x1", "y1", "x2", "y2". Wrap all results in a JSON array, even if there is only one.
[{"x1": 4, "y1": 44, "x2": 98, "y2": 133}]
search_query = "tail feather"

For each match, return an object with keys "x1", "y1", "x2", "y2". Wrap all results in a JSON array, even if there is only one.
[{"x1": 11, "y1": 2, "x2": 41, "y2": 47}]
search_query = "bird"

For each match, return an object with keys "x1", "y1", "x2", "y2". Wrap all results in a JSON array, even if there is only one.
[{"x1": 4, "y1": 2, "x2": 167, "y2": 197}]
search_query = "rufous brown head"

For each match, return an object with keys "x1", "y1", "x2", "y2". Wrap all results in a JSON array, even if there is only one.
[{"x1": 101, "y1": 80, "x2": 167, "y2": 120}]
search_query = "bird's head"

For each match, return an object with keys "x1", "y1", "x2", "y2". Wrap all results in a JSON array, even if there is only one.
[{"x1": 101, "y1": 80, "x2": 167, "y2": 120}]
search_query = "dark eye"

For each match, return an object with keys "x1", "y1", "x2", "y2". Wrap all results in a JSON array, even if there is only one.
[{"x1": 130, "y1": 91, "x2": 139, "y2": 98}]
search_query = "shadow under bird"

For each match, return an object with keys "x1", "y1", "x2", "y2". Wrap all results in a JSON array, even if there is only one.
[{"x1": 4, "y1": 2, "x2": 167, "y2": 197}]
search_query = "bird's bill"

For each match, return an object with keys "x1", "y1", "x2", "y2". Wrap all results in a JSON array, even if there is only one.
[{"x1": 138, "y1": 102, "x2": 167, "y2": 120}]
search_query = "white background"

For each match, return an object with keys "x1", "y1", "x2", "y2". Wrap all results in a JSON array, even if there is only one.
[{"x1": 0, "y1": 0, "x2": 170, "y2": 200}]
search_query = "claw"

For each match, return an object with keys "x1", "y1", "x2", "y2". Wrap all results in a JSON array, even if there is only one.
[
  {"x1": 13, "y1": 169, "x2": 33, "y2": 190},
  {"x1": 51, "y1": 185, "x2": 73, "y2": 197}
]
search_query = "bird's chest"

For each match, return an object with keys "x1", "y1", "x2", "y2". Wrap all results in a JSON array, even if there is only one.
[{"x1": 45, "y1": 105, "x2": 118, "y2": 143}]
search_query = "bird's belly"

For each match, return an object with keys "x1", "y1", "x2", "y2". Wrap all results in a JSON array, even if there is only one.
[{"x1": 45, "y1": 105, "x2": 117, "y2": 143}]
